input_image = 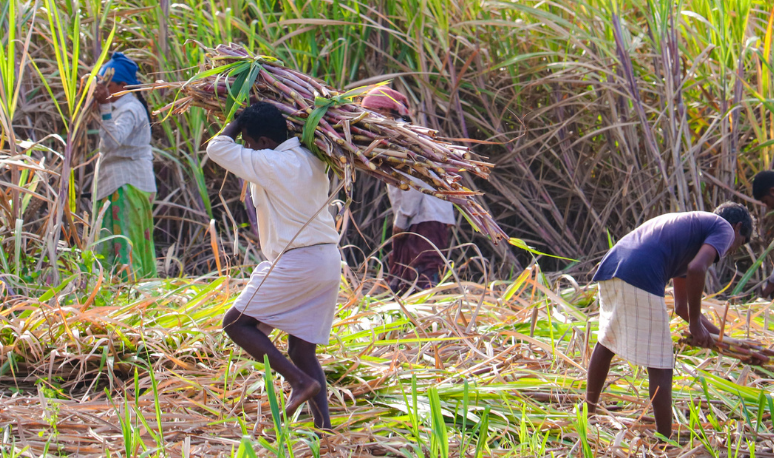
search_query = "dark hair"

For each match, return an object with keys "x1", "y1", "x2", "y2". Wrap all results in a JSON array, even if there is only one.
[
  {"x1": 236, "y1": 102, "x2": 288, "y2": 144},
  {"x1": 714, "y1": 202, "x2": 753, "y2": 243},
  {"x1": 136, "y1": 92, "x2": 152, "y2": 124},
  {"x1": 753, "y1": 171, "x2": 774, "y2": 200}
]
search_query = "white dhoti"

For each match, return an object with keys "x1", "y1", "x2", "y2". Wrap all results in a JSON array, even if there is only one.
[
  {"x1": 232, "y1": 244, "x2": 341, "y2": 345},
  {"x1": 597, "y1": 278, "x2": 673, "y2": 369}
]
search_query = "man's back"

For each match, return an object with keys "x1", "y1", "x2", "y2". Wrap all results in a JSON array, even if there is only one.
[
  {"x1": 207, "y1": 136, "x2": 338, "y2": 261},
  {"x1": 593, "y1": 211, "x2": 734, "y2": 296}
]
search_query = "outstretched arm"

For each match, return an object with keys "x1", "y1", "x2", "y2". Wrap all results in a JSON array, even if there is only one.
[
  {"x1": 673, "y1": 276, "x2": 720, "y2": 334},
  {"x1": 681, "y1": 244, "x2": 720, "y2": 347}
]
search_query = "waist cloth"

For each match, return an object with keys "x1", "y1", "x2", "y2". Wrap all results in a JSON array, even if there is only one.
[
  {"x1": 597, "y1": 278, "x2": 673, "y2": 369},
  {"x1": 232, "y1": 244, "x2": 341, "y2": 345},
  {"x1": 389, "y1": 221, "x2": 450, "y2": 292}
]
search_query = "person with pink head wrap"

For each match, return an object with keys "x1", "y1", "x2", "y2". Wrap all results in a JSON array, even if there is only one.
[
  {"x1": 361, "y1": 87, "x2": 411, "y2": 120},
  {"x1": 361, "y1": 86, "x2": 456, "y2": 293}
]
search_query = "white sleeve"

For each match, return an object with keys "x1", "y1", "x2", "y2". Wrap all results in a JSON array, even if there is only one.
[
  {"x1": 99, "y1": 104, "x2": 139, "y2": 149},
  {"x1": 206, "y1": 136, "x2": 273, "y2": 187},
  {"x1": 388, "y1": 186, "x2": 422, "y2": 229}
]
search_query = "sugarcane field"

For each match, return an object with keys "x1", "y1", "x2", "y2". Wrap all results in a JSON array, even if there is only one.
[{"x1": 4, "y1": 0, "x2": 774, "y2": 456}]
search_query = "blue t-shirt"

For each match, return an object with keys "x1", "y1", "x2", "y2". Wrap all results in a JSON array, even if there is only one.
[{"x1": 592, "y1": 212, "x2": 735, "y2": 297}]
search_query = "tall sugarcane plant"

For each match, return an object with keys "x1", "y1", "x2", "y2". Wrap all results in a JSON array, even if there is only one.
[
  {"x1": 0, "y1": 0, "x2": 36, "y2": 225},
  {"x1": 27, "y1": 0, "x2": 115, "y2": 283}
]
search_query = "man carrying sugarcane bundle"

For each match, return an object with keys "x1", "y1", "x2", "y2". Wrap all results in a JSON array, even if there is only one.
[
  {"x1": 206, "y1": 102, "x2": 340, "y2": 431},
  {"x1": 586, "y1": 203, "x2": 753, "y2": 438},
  {"x1": 360, "y1": 87, "x2": 456, "y2": 293}
]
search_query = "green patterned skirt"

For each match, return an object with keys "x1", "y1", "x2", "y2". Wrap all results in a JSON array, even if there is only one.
[{"x1": 100, "y1": 184, "x2": 158, "y2": 279}]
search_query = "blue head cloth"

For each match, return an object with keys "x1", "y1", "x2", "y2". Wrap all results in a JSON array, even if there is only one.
[{"x1": 99, "y1": 52, "x2": 140, "y2": 85}]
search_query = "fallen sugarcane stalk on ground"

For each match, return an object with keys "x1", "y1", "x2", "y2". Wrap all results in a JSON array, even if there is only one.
[
  {"x1": 678, "y1": 332, "x2": 774, "y2": 366},
  {"x1": 1, "y1": 269, "x2": 773, "y2": 456},
  {"x1": 126, "y1": 43, "x2": 508, "y2": 242}
]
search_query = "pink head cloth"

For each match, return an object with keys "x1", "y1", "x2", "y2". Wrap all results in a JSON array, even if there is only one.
[{"x1": 361, "y1": 87, "x2": 410, "y2": 117}]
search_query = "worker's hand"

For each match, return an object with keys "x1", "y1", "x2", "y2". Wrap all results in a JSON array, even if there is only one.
[
  {"x1": 94, "y1": 82, "x2": 110, "y2": 105},
  {"x1": 221, "y1": 118, "x2": 241, "y2": 140},
  {"x1": 393, "y1": 225, "x2": 404, "y2": 235},
  {"x1": 689, "y1": 321, "x2": 713, "y2": 348}
]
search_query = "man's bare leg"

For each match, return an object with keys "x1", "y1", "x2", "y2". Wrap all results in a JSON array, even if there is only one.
[
  {"x1": 647, "y1": 367, "x2": 673, "y2": 438},
  {"x1": 586, "y1": 343, "x2": 615, "y2": 414},
  {"x1": 222, "y1": 307, "x2": 320, "y2": 418},
  {"x1": 288, "y1": 335, "x2": 331, "y2": 431}
]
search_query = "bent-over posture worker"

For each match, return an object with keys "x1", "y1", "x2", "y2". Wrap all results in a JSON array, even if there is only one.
[
  {"x1": 360, "y1": 87, "x2": 455, "y2": 293},
  {"x1": 206, "y1": 102, "x2": 340, "y2": 430},
  {"x1": 586, "y1": 203, "x2": 752, "y2": 438}
]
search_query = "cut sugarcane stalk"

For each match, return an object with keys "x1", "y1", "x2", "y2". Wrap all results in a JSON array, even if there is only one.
[{"x1": 126, "y1": 43, "x2": 508, "y2": 242}]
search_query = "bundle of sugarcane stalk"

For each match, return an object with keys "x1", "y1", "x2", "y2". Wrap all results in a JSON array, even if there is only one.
[
  {"x1": 679, "y1": 332, "x2": 774, "y2": 366},
  {"x1": 131, "y1": 43, "x2": 508, "y2": 242}
]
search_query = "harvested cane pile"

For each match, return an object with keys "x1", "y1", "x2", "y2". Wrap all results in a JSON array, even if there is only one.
[
  {"x1": 133, "y1": 43, "x2": 507, "y2": 242},
  {"x1": 679, "y1": 332, "x2": 774, "y2": 366}
]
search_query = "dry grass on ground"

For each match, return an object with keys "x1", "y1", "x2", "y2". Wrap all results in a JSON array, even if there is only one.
[{"x1": 0, "y1": 265, "x2": 772, "y2": 457}]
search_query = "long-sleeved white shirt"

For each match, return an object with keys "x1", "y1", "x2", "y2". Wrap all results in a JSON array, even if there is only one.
[
  {"x1": 206, "y1": 136, "x2": 338, "y2": 261},
  {"x1": 387, "y1": 175, "x2": 455, "y2": 229},
  {"x1": 96, "y1": 94, "x2": 156, "y2": 200}
]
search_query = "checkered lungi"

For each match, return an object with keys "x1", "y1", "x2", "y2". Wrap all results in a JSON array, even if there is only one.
[{"x1": 597, "y1": 278, "x2": 673, "y2": 369}]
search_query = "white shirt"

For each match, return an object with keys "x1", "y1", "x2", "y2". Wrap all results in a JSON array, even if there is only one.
[
  {"x1": 386, "y1": 175, "x2": 455, "y2": 229},
  {"x1": 96, "y1": 94, "x2": 155, "y2": 200},
  {"x1": 206, "y1": 136, "x2": 338, "y2": 261}
]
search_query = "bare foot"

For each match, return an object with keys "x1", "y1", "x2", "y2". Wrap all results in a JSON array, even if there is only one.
[{"x1": 285, "y1": 379, "x2": 321, "y2": 418}]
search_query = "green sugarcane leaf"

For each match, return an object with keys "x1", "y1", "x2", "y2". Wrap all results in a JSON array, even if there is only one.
[
  {"x1": 263, "y1": 355, "x2": 283, "y2": 434},
  {"x1": 300, "y1": 83, "x2": 389, "y2": 169},
  {"x1": 755, "y1": 391, "x2": 767, "y2": 432},
  {"x1": 70, "y1": 12, "x2": 80, "y2": 109},
  {"x1": 74, "y1": 25, "x2": 116, "y2": 117},
  {"x1": 225, "y1": 61, "x2": 261, "y2": 122},
  {"x1": 739, "y1": 389, "x2": 755, "y2": 432},
  {"x1": 301, "y1": 103, "x2": 329, "y2": 157},
  {"x1": 508, "y1": 237, "x2": 578, "y2": 261},
  {"x1": 503, "y1": 268, "x2": 531, "y2": 302},
  {"x1": 39, "y1": 274, "x2": 76, "y2": 302},
  {"x1": 224, "y1": 61, "x2": 250, "y2": 117},
  {"x1": 429, "y1": 387, "x2": 449, "y2": 458},
  {"x1": 236, "y1": 437, "x2": 260, "y2": 458},
  {"x1": 454, "y1": 203, "x2": 480, "y2": 232},
  {"x1": 183, "y1": 62, "x2": 243, "y2": 87},
  {"x1": 68, "y1": 169, "x2": 76, "y2": 215},
  {"x1": 474, "y1": 405, "x2": 491, "y2": 457}
]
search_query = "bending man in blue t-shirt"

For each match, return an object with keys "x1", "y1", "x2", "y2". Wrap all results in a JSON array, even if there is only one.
[{"x1": 586, "y1": 202, "x2": 752, "y2": 438}]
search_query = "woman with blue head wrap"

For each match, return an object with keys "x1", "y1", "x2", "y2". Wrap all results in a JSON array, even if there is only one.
[{"x1": 94, "y1": 52, "x2": 157, "y2": 279}]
